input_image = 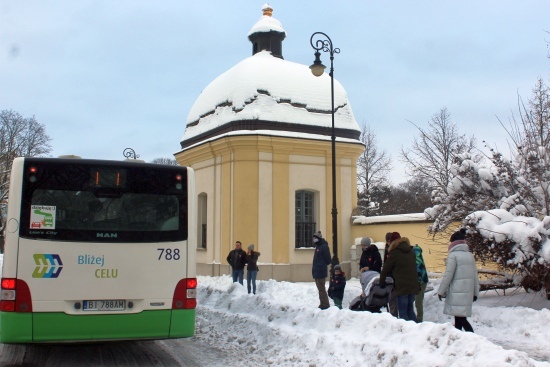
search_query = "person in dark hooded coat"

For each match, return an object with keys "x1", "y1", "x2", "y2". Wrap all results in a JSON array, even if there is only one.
[
  {"x1": 312, "y1": 231, "x2": 332, "y2": 309},
  {"x1": 380, "y1": 232, "x2": 419, "y2": 322}
]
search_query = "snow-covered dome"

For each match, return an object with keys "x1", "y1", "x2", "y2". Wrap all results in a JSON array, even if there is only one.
[{"x1": 180, "y1": 6, "x2": 360, "y2": 150}]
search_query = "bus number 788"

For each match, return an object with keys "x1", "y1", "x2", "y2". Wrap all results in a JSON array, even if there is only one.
[{"x1": 157, "y1": 248, "x2": 181, "y2": 260}]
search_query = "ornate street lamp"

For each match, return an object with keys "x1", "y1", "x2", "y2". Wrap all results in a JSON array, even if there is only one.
[
  {"x1": 123, "y1": 148, "x2": 140, "y2": 160},
  {"x1": 310, "y1": 32, "x2": 340, "y2": 268}
]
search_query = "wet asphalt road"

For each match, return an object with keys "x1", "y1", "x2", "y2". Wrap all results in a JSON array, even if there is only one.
[{"x1": 0, "y1": 338, "x2": 233, "y2": 367}]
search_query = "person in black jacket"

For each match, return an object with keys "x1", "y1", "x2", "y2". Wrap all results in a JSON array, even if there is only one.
[
  {"x1": 246, "y1": 244, "x2": 260, "y2": 294},
  {"x1": 312, "y1": 231, "x2": 332, "y2": 310},
  {"x1": 328, "y1": 264, "x2": 346, "y2": 309},
  {"x1": 359, "y1": 237, "x2": 382, "y2": 273},
  {"x1": 227, "y1": 241, "x2": 247, "y2": 285}
]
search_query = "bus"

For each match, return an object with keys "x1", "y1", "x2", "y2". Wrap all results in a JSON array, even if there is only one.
[{"x1": 0, "y1": 157, "x2": 197, "y2": 343}]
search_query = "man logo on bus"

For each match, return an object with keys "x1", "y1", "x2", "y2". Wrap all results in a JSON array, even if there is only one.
[{"x1": 32, "y1": 254, "x2": 63, "y2": 278}]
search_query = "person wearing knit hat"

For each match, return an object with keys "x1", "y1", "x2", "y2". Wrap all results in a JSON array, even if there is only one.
[
  {"x1": 246, "y1": 244, "x2": 261, "y2": 294},
  {"x1": 328, "y1": 264, "x2": 346, "y2": 309},
  {"x1": 312, "y1": 230, "x2": 332, "y2": 309},
  {"x1": 380, "y1": 232, "x2": 419, "y2": 322},
  {"x1": 359, "y1": 237, "x2": 382, "y2": 273},
  {"x1": 389, "y1": 232, "x2": 401, "y2": 243},
  {"x1": 438, "y1": 229, "x2": 480, "y2": 332}
]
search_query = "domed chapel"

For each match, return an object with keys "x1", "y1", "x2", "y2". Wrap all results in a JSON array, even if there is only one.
[{"x1": 175, "y1": 4, "x2": 364, "y2": 281}]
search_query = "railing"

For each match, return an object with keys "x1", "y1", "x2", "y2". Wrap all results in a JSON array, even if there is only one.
[{"x1": 295, "y1": 222, "x2": 316, "y2": 248}]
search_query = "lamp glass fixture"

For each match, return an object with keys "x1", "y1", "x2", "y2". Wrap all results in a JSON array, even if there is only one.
[{"x1": 309, "y1": 51, "x2": 326, "y2": 77}]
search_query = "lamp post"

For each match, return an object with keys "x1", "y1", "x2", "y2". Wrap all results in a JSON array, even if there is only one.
[
  {"x1": 310, "y1": 32, "x2": 340, "y2": 268},
  {"x1": 123, "y1": 148, "x2": 140, "y2": 160}
]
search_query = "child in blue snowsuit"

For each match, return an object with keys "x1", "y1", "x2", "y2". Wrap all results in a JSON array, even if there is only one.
[{"x1": 328, "y1": 264, "x2": 346, "y2": 309}]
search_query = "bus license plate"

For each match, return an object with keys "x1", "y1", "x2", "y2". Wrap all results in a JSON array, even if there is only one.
[{"x1": 83, "y1": 300, "x2": 126, "y2": 311}]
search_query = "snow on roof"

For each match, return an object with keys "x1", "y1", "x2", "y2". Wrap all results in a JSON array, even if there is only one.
[
  {"x1": 352, "y1": 213, "x2": 429, "y2": 225},
  {"x1": 247, "y1": 6, "x2": 285, "y2": 36},
  {"x1": 182, "y1": 51, "x2": 359, "y2": 143}
]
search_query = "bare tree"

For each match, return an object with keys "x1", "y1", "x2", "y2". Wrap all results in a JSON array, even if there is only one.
[
  {"x1": 150, "y1": 157, "x2": 178, "y2": 165},
  {"x1": 400, "y1": 107, "x2": 478, "y2": 193},
  {"x1": 376, "y1": 178, "x2": 432, "y2": 215},
  {"x1": 498, "y1": 77, "x2": 550, "y2": 217},
  {"x1": 356, "y1": 124, "x2": 392, "y2": 216},
  {"x1": 0, "y1": 109, "x2": 52, "y2": 246}
]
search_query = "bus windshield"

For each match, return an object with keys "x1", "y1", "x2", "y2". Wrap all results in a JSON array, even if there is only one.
[{"x1": 18, "y1": 159, "x2": 188, "y2": 243}]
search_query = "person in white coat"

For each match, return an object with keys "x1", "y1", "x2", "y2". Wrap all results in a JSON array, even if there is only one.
[{"x1": 437, "y1": 228, "x2": 480, "y2": 332}]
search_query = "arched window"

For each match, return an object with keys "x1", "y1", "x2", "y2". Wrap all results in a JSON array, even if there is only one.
[
  {"x1": 295, "y1": 190, "x2": 316, "y2": 248},
  {"x1": 197, "y1": 193, "x2": 207, "y2": 249}
]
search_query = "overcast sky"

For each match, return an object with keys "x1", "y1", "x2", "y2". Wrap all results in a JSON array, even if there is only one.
[{"x1": 1, "y1": 1, "x2": 549, "y2": 183}]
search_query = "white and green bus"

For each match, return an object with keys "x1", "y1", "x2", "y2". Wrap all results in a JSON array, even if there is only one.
[{"x1": 0, "y1": 157, "x2": 197, "y2": 343}]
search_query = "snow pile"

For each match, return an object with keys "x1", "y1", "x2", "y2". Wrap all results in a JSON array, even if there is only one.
[{"x1": 195, "y1": 275, "x2": 550, "y2": 367}]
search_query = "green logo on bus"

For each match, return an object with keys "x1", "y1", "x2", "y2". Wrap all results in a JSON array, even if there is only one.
[
  {"x1": 32, "y1": 254, "x2": 63, "y2": 278},
  {"x1": 30, "y1": 205, "x2": 56, "y2": 229}
]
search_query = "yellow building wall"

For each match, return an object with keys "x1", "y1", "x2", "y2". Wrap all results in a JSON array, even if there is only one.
[
  {"x1": 232, "y1": 146, "x2": 259, "y2": 247},
  {"x1": 272, "y1": 146, "x2": 290, "y2": 264},
  {"x1": 176, "y1": 134, "x2": 364, "y2": 281}
]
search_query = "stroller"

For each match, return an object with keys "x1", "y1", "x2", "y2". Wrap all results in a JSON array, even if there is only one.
[{"x1": 349, "y1": 275, "x2": 394, "y2": 313}]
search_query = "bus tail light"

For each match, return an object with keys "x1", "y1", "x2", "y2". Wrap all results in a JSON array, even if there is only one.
[
  {"x1": 172, "y1": 278, "x2": 197, "y2": 310},
  {"x1": 0, "y1": 278, "x2": 33, "y2": 313}
]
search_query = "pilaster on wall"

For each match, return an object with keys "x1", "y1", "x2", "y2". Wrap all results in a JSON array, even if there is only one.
[
  {"x1": 272, "y1": 147, "x2": 290, "y2": 264},
  {"x1": 258, "y1": 151, "x2": 273, "y2": 263},
  {"x1": 232, "y1": 146, "x2": 259, "y2": 248},
  {"x1": 219, "y1": 152, "x2": 232, "y2": 262}
]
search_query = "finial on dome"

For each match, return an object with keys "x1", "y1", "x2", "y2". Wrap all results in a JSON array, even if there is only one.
[{"x1": 262, "y1": 3, "x2": 273, "y2": 17}]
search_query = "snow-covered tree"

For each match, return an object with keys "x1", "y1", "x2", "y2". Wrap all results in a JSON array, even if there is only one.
[
  {"x1": 425, "y1": 79, "x2": 550, "y2": 294},
  {"x1": 464, "y1": 210, "x2": 550, "y2": 297}
]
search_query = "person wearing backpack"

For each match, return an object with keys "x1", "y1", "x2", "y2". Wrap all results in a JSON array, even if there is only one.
[{"x1": 413, "y1": 244, "x2": 429, "y2": 322}]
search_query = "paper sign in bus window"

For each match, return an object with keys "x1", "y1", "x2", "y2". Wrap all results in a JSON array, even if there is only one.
[{"x1": 30, "y1": 205, "x2": 56, "y2": 229}]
